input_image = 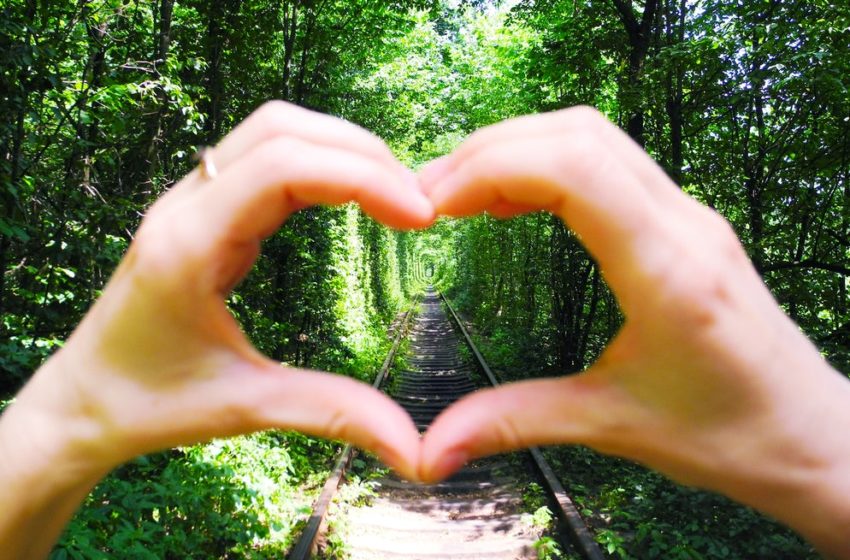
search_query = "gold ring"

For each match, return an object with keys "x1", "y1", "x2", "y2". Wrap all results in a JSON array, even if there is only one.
[{"x1": 193, "y1": 147, "x2": 218, "y2": 180}]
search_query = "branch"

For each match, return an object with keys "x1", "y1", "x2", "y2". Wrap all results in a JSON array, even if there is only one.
[
  {"x1": 610, "y1": 0, "x2": 639, "y2": 38},
  {"x1": 826, "y1": 229, "x2": 850, "y2": 249},
  {"x1": 761, "y1": 260, "x2": 850, "y2": 277}
]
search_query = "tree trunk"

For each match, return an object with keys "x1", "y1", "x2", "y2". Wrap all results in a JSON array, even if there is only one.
[
  {"x1": 839, "y1": 125, "x2": 850, "y2": 315},
  {"x1": 203, "y1": 0, "x2": 242, "y2": 142},
  {"x1": 742, "y1": 42, "x2": 767, "y2": 272},
  {"x1": 578, "y1": 265, "x2": 601, "y2": 367},
  {"x1": 144, "y1": 0, "x2": 175, "y2": 182},
  {"x1": 550, "y1": 218, "x2": 590, "y2": 372},
  {"x1": 664, "y1": 0, "x2": 686, "y2": 185},
  {"x1": 611, "y1": 0, "x2": 659, "y2": 146},
  {"x1": 0, "y1": 234, "x2": 8, "y2": 334},
  {"x1": 294, "y1": 2, "x2": 319, "y2": 105},
  {"x1": 281, "y1": 1, "x2": 300, "y2": 100},
  {"x1": 1, "y1": 0, "x2": 38, "y2": 330},
  {"x1": 203, "y1": 2, "x2": 225, "y2": 141}
]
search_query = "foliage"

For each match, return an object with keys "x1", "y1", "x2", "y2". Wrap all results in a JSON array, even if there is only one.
[
  {"x1": 2, "y1": 0, "x2": 849, "y2": 557},
  {"x1": 53, "y1": 432, "x2": 335, "y2": 559},
  {"x1": 318, "y1": 454, "x2": 387, "y2": 560},
  {"x1": 0, "y1": 0, "x2": 424, "y2": 392},
  {"x1": 522, "y1": 477, "x2": 564, "y2": 557},
  {"x1": 3, "y1": 1, "x2": 426, "y2": 556},
  {"x1": 521, "y1": 481, "x2": 548, "y2": 512},
  {"x1": 544, "y1": 445, "x2": 817, "y2": 559},
  {"x1": 534, "y1": 535, "x2": 566, "y2": 560}
]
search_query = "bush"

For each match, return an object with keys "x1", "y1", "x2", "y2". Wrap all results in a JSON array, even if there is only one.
[{"x1": 53, "y1": 432, "x2": 336, "y2": 559}]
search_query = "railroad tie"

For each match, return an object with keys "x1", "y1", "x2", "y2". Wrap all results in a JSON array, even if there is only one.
[{"x1": 331, "y1": 291, "x2": 545, "y2": 559}]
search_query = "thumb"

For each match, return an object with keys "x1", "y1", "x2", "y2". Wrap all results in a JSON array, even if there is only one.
[
  {"x1": 418, "y1": 373, "x2": 618, "y2": 482},
  {"x1": 186, "y1": 357, "x2": 423, "y2": 481}
]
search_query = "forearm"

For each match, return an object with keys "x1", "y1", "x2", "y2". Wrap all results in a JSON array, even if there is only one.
[
  {"x1": 0, "y1": 358, "x2": 112, "y2": 559},
  {"x1": 763, "y1": 385, "x2": 850, "y2": 558},
  {"x1": 0, "y1": 464, "x2": 103, "y2": 559}
]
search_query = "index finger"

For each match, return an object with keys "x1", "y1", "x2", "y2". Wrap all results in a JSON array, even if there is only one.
[
  {"x1": 421, "y1": 107, "x2": 691, "y2": 213},
  {"x1": 212, "y1": 101, "x2": 408, "y2": 176},
  {"x1": 424, "y1": 131, "x2": 665, "y2": 308},
  {"x1": 137, "y1": 137, "x2": 433, "y2": 297},
  {"x1": 200, "y1": 136, "x2": 434, "y2": 234}
]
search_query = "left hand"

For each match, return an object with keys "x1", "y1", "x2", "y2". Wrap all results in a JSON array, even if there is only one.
[{"x1": 415, "y1": 107, "x2": 850, "y2": 557}]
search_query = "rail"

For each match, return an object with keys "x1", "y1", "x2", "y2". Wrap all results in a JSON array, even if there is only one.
[
  {"x1": 289, "y1": 291, "x2": 605, "y2": 559},
  {"x1": 440, "y1": 292, "x2": 606, "y2": 560},
  {"x1": 287, "y1": 299, "x2": 418, "y2": 560}
]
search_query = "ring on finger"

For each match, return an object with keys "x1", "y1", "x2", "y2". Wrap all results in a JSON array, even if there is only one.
[{"x1": 193, "y1": 146, "x2": 219, "y2": 180}]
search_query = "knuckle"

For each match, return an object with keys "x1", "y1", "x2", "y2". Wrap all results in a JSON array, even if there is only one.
[
  {"x1": 129, "y1": 225, "x2": 183, "y2": 286},
  {"x1": 354, "y1": 160, "x2": 392, "y2": 186},
  {"x1": 679, "y1": 270, "x2": 731, "y2": 327},
  {"x1": 641, "y1": 235, "x2": 731, "y2": 328},
  {"x1": 702, "y1": 208, "x2": 749, "y2": 264},
  {"x1": 133, "y1": 217, "x2": 173, "y2": 263},
  {"x1": 555, "y1": 135, "x2": 608, "y2": 185},
  {"x1": 457, "y1": 128, "x2": 490, "y2": 161},
  {"x1": 492, "y1": 415, "x2": 523, "y2": 451},
  {"x1": 560, "y1": 105, "x2": 607, "y2": 130},
  {"x1": 671, "y1": 264, "x2": 731, "y2": 328},
  {"x1": 257, "y1": 99, "x2": 295, "y2": 119},
  {"x1": 253, "y1": 100, "x2": 297, "y2": 136},
  {"x1": 252, "y1": 136, "x2": 305, "y2": 171},
  {"x1": 366, "y1": 135, "x2": 398, "y2": 162},
  {"x1": 254, "y1": 102, "x2": 394, "y2": 164},
  {"x1": 216, "y1": 399, "x2": 260, "y2": 434},
  {"x1": 349, "y1": 129, "x2": 397, "y2": 165},
  {"x1": 132, "y1": 209, "x2": 205, "y2": 285},
  {"x1": 325, "y1": 410, "x2": 351, "y2": 442}
]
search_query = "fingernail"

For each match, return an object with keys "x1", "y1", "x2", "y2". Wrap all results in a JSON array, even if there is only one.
[
  {"x1": 406, "y1": 173, "x2": 437, "y2": 225},
  {"x1": 376, "y1": 444, "x2": 417, "y2": 481},
  {"x1": 419, "y1": 156, "x2": 453, "y2": 188},
  {"x1": 428, "y1": 182, "x2": 452, "y2": 214},
  {"x1": 427, "y1": 449, "x2": 468, "y2": 482}
]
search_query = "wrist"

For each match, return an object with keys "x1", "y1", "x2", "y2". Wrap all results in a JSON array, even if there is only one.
[
  {"x1": 0, "y1": 355, "x2": 114, "y2": 558},
  {"x1": 793, "y1": 451, "x2": 850, "y2": 558},
  {"x1": 0, "y1": 351, "x2": 116, "y2": 485},
  {"x1": 777, "y1": 371, "x2": 850, "y2": 558},
  {"x1": 716, "y1": 363, "x2": 850, "y2": 557}
]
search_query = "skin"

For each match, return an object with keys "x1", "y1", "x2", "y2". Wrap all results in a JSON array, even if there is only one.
[
  {"x1": 1, "y1": 102, "x2": 848, "y2": 558},
  {"x1": 0, "y1": 101, "x2": 430, "y2": 559},
  {"x1": 417, "y1": 106, "x2": 850, "y2": 558}
]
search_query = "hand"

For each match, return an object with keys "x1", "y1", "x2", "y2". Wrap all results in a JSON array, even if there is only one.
[
  {"x1": 0, "y1": 101, "x2": 439, "y2": 558},
  {"x1": 3, "y1": 100, "x2": 433, "y2": 495},
  {"x1": 417, "y1": 106, "x2": 850, "y2": 556}
]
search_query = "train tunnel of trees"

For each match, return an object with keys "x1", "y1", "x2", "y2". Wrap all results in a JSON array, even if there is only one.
[{"x1": 2, "y1": 0, "x2": 849, "y2": 557}]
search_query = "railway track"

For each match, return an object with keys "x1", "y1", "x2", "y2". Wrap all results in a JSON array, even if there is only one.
[{"x1": 289, "y1": 290, "x2": 603, "y2": 560}]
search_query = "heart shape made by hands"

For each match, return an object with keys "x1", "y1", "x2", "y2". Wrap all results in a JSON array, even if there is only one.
[{"x1": 43, "y1": 102, "x2": 842, "y2": 547}]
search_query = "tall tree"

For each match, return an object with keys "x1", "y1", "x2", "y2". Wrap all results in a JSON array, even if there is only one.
[{"x1": 611, "y1": 0, "x2": 659, "y2": 145}]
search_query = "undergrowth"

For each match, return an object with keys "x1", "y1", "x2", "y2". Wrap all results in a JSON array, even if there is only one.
[
  {"x1": 318, "y1": 453, "x2": 388, "y2": 560},
  {"x1": 458, "y1": 318, "x2": 818, "y2": 560},
  {"x1": 46, "y1": 305, "x2": 412, "y2": 558},
  {"x1": 52, "y1": 432, "x2": 336, "y2": 559}
]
